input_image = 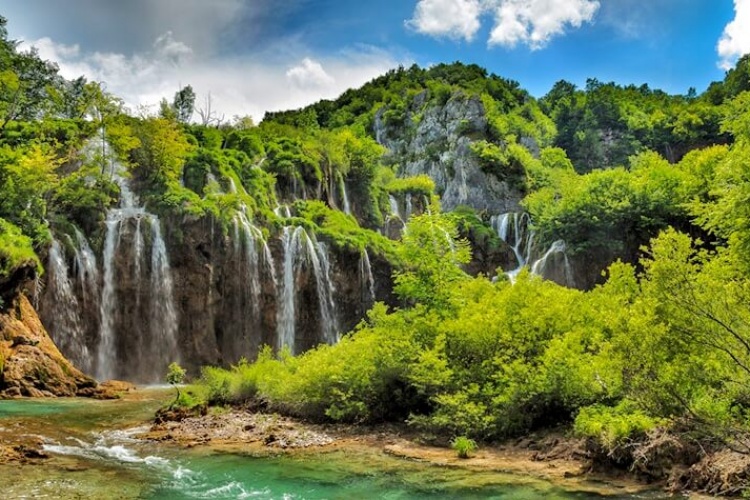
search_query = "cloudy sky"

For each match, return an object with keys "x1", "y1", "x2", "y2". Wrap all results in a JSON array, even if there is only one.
[{"x1": 1, "y1": 1, "x2": 746, "y2": 121}]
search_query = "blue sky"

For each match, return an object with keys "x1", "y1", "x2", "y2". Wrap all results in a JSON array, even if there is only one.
[{"x1": 1, "y1": 1, "x2": 747, "y2": 121}]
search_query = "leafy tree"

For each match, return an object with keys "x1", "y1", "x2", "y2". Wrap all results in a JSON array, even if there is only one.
[
  {"x1": 166, "y1": 362, "x2": 187, "y2": 407},
  {"x1": 172, "y1": 85, "x2": 196, "y2": 124}
]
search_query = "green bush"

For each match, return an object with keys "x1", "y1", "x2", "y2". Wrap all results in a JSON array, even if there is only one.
[
  {"x1": 451, "y1": 436, "x2": 478, "y2": 458},
  {"x1": 574, "y1": 401, "x2": 664, "y2": 451},
  {"x1": 0, "y1": 218, "x2": 41, "y2": 277}
]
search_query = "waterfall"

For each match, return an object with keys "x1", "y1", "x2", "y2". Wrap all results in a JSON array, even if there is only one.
[
  {"x1": 72, "y1": 228, "x2": 98, "y2": 309},
  {"x1": 274, "y1": 204, "x2": 292, "y2": 219},
  {"x1": 149, "y1": 218, "x2": 180, "y2": 375},
  {"x1": 310, "y1": 240, "x2": 338, "y2": 344},
  {"x1": 97, "y1": 219, "x2": 119, "y2": 381},
  {"x1": 491, "y1": 212, "x2": 575, "y2": 286},
  {"x1": 491, "y1": 212, "x2": 533, "y2": 281},
  {"x1": 389, "y1": 195, "x2": 401, "y2": 219},
  {"x1": 405, "y1": 194, "x2": 413, "y2": 220},
  {"x1": 47, "y1": 239, "x2": 90, "y2": 371},
  {"x1": 277, "y1": 226, "x2": 303, "y2": 352},
  {"x1": 95, "y1": 142, "x2": 179, "y2": 383},
  {"x1": 530, "y1": 240, "x2": 576, "y2": 288},
  {"x1": 359, "y1": 249, "x2": 375, "y2": 307},
  {"x1": 339, "y1": 175, "x2": 352, "y2": 215},
  {"x1": 276, "y1": 227, "x2": 339, "y2": 352}
]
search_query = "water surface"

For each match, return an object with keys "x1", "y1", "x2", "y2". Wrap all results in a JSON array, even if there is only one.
[{"x1": 0, "y1": 392, "x2": 666, "y2": 499}]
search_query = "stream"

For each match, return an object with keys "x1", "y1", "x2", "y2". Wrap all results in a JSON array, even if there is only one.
[{"x1": 0, "y1": 389, "x2": 668, "y2": 499}]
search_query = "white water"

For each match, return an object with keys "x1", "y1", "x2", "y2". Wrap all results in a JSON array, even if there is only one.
[
  {"x1": 339, "y1": 174, "x2": 352, "y2": 215},
  {"x1": 149, "y1": 219, "x2": 180, "y2": 371},
  {"x1": 46, "y1": 239, "x2": 90, "y2": 370},
  {"x1": 95, "y1": 141, "x2": 179, "y2": 382},
  {"x1": 276, "y1": 226, "x2": 339, "y2": 352},
  {"x1": 491, "y1": 212, "x2": 574, "y2": 286},
  {"x1": 491, "y1": 212, "x2": 534, "y2": 281},
  {"x1": 72, "y1": 228, "x2": 99, "y2": 310},
  {"x1": 531, "y1": 240, "x2": 575, "y2": 287},
  {"x1": 274, "y1": 204, "x2": 292, "y2": 219},
  {"x1": 277, "y1": 226, "x2": 302, "y2": 352},
  {"x1": 389, "y1": 195, "x2": 401, "y2": 220},
  {"x1": 360, "y1": 249, "x2": 375, "y2": 307}
]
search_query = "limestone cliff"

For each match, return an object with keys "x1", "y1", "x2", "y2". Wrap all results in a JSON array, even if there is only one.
[{"x1": 373, "y1": 91, "x2": 524, "y2": 214}]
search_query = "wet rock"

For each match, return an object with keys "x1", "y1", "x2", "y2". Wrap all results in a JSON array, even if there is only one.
[
  {"x1": 90, "y1": 380, "x2": 137, "y2": 399},
  {"x1": 0, "y1": 295, "x2": 97, "y2": 398}
]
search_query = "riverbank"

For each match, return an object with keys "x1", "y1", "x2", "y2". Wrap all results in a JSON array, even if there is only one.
[{"x1": 141, "y1": 406, "x2": 653, "y2": 497}]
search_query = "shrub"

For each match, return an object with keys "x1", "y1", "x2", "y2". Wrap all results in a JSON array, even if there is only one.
[
  {"x1": 574, "y1": 401, "x2": 665, "y2": 451},
  {"x1": 451, "y1": 436, "x2": 477, "y2": 458}
]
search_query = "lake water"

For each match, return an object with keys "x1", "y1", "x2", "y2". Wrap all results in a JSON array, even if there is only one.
[{"x1": 0, "y1": 391, "x2": 665, "y2": 499}]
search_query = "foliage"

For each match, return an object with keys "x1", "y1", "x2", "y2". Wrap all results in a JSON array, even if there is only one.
[
  {"x1": 451, "y1": 436, "x2": 478, "y2": 458},
  {"x1": 385, "y1": 174, "x2": 435, "y2": 197},
  {"x1": 574, "y1": 401, "x2": 664, "y2": 451},
  {"x1": 0, "y1": 218, "x2": 40, "y2": 277},
  {"x1": 166, "y1": 362, "x2": 187, "y2": 407},
  {"x1": 524, "y1": 150, "x2": 690, "y2": 266}
]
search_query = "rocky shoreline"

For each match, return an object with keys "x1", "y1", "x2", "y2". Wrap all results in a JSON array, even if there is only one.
[
  {"x1": 141, "y1": 404, "x2": 750, "y2": 497},
  {"x1": 140, "y1": 407, "x2": 652, "y2": 497}
]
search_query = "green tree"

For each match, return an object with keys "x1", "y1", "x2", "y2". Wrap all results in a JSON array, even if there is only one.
[
  {"x1": 172, "y1": 85, "x2": 196, "y2": 124},
  {"x1": 166, "y1": 362, "x2": 187, "y2": 407}
]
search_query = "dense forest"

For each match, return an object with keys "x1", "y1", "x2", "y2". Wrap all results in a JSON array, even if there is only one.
[{"x1": 5, "y1": 12, "x2": 750, "y2": 486}]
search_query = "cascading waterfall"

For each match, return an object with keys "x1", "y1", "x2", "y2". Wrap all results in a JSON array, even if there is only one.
[
  {"x1": 359, "y1": 249, "x2": 375, "y2": 307},
  {"x1": 46, "y1": 239, "x2": 90, "y2": 371},
  {"x1": 490, "y1": 213, "x2": 533, "y2": 281},
  {"x1": 72, "y1": 228, "x2": 99, "y2": 310},
  {"x1": 405, "y1": 194, "x2": 413, "y2": 220},
  {"x1": 233, "y1": 212, "x2": 277, "y2": 325},
  {"x1": 277, "y1": 226, "x2": 303, "y2": 352},
  {"x1": 149, "y1": 219, "x2": 179, "y2": 373},
  {"x1": 97, "y1": 218, "x2": 119, "y2": 380},
  {"x1": 339, "y1": 174, "x2": 352, "y2": 215},
  {"x1": 531, "y1": 240, "x2": 575, "y2": 287},
  {"x1": 389, "y1": 195, "x2": 401, "y2": 219},
  {"x1": 311, "y1": 239, "x2": 338, "y2": 344},
  {"x1": 95, "y1": 143, "x2": 179, "y2": 383},
  {"x1": 491, "y1": 212, "x2": 573, "y2": 286},
  {"x1": 276, "y1": 226, "x2": 339, "y2": 352}
]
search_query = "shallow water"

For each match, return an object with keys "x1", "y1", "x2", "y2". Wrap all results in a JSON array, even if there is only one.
[{"x1": 0, "y1": 393, "x2": 667, "y2": 499}]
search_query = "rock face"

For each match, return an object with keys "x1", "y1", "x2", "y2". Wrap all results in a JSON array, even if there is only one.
[
  {"x1": 38, "y1": 214, "x2": 398, "y2": 381},
  {"x1": 0, "y1": 294, "x2": 97, "y2": 398},
  {"x1": 373, "y1": 92, "x2": 523, "y2": 214}
]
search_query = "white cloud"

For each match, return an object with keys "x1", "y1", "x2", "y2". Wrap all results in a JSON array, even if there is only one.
[
  {"x1": 718, "y1": 0, "x2": 750, "y2": 70},
  {"x1": 405, "y1": 0, "x2": 483, "y2": 41},
  {"x1": 488, "y1": 0, "x2": 600, "y2": 49},
  {"x1": 407, "y1": 0, "x2": 600, "y2": 49},
  {"x1": 286, "y1": 58, "x2": 336, "y2": 89},
  {"x1": 19, "y1": 35, "x2": 403, "y2": 123}
]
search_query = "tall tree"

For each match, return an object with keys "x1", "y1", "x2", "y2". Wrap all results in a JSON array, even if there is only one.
[{"x1": 172, "y1": 85, "x2": 196, "y2": 124}]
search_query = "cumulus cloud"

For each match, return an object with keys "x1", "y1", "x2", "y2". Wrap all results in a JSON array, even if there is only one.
[
  {"x1": 405, "y1": 0, "x2": 483, "y2": 41},
  {"x1": 286, "y1": 58, "x2": 336, "y2": 89},
  {"x1": 718, "y1": 0, "x2": 750, "y2": 70},
  {"x1": 19, "y1": 35, "x2": 402, "y2": 122},
  {"x1": 407, "y1": 0, "x2": 600, "y2": 49}
]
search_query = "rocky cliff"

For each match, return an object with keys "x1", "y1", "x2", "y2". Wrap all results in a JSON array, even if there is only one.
[
  {"x1": 374, "y1": 91, "x2": 524, "y2": 214},
  {"x1": 37, "y1": 209, "x2": 398, "y2": 382}
]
